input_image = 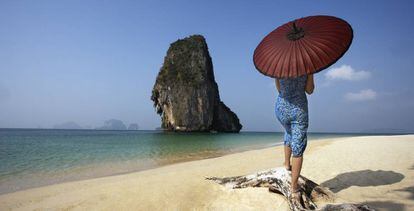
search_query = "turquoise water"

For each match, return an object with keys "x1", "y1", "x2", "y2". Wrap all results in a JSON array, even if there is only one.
[{"x1": 0, "y1": 129, "x2": 369, "y2": 194}]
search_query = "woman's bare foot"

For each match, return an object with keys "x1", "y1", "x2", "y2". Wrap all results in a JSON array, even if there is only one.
[
  {"x1": 290, "y1": 187, "x2": 303, "y2": 207},
  {"x1": 284, "y1": 162, "x2": 292, "y2": 171}
]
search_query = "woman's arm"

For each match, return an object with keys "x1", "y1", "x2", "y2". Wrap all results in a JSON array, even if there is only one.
[
  {"x1": 305, "y1": 74, "x2": 314, "y2": 94},
  {"x1": 275, "y1": 78, "x2": 280, "y2": 92}
]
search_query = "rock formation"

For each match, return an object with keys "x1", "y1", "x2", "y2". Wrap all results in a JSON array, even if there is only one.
[
  {"x1": 128, "y1": 123, "x2": 139, "y2": 130},
  {"x1": 53, "y1": 121, "x2": 82, "y2": 130},
  {"x1": 151, "y1": 35, "x2": 242, "y2": 132},
  {"x1": 96, "y1": 119, "x2": 127, "y2": 130}
]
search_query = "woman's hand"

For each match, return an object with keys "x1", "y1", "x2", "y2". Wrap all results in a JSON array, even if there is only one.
[
  {"x1": 275, "y1": 78, "x2": 280, "y2": 92},
  {"x1": 305, "y1": 74, "x2": 314, "y2": 94}
]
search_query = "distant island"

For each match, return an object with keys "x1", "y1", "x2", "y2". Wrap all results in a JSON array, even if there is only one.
[
  {"x1": 53, "y1": 120, "x2": 139, "y2": 130},
  {"x1": 96, "y1": 119, "x2": 139, "y2": 130},
  {"x1": 128, "y1": 123, "x2": 139, "y2": 130},
  {"x1": 96, "y1": 119, "x2": 127, "y2": 130},
  {"x1": 151, "y1": 35, "x2": 242, "y2": 132},
  {"x1": 53, "y1": 121, "x2": 83, "y2": 130}
]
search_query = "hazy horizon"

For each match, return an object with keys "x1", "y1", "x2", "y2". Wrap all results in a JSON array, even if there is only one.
[{"x1": 1, "y1": 1, "x2": 414, "y2": 133}]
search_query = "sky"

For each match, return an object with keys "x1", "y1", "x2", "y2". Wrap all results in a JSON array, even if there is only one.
[{"x1": 1, "y1": 0, "x2": 414, "y2": 132}]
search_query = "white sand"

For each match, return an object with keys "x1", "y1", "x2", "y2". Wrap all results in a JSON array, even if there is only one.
[{"x1": 0, "y1": 135, "x2": 413, "y2": 211}]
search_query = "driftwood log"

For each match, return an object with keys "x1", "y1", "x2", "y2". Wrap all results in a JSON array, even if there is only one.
[{"x1": 206, "y1": 167, "x2": 374, "y2": 211}]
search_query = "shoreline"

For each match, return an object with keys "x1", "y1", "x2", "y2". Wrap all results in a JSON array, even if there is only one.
[
  {"x1": 0, "y1": 141, "x2": 285, "y2": 195},
  {"x1": 0, "y1": 135, "x2": 355, "y2": 195},
  {"x1": 1, "y1": 134, "x2": 413, "y2": 210}
]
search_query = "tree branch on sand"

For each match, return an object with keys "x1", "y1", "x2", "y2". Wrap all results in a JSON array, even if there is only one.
[{"x1": 206, "y1": 167, "x2": 375, "y2": 211}]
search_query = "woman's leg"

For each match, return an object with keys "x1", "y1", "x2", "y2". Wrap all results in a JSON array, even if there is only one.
[
  {"x1": 276, "y1": 105, "x2": 292, "y2": 169},
  {"x1": 290, "y1": 120, "x2": 308, "y2": 192},
  {"x1": 282, "y1": 126, "x2": 292, "y2": 170},
  {"x1": 275, "y1": 97, "x2": 293, "y2": 170},
  {"x1": 284, "y1": 145, "x2": 292, "y2": 170},
  {"x1": 291, "y1": 155, "x2": 303, "y2": 191}
]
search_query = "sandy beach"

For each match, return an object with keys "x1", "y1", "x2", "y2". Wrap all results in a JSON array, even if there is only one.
[{"x1": 0, "y1": 135, "x2": 413, "y2": 211}]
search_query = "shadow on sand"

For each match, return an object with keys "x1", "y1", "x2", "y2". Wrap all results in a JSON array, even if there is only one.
[
  {"x1": 364, "y1": 200, "x2": 405, "y2": 211},
  {"x1": 320, "y1": 169, "x2": 404, "y2": 193},
  {"x1": 365, "y1": 185, "x2": 413, "y2": 211},
  {"x1": 396, "y1": 186, "x2": 414, "y2": 200}
]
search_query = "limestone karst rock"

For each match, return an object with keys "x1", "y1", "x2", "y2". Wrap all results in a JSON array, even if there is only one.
[{"x1": 151, "y1": 35, "x2": 242, "y2": 132}]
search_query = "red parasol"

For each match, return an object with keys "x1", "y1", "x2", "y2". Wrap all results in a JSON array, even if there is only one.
[{"x1": 253, "y1": 15, "x2": 353, "y2": 78}]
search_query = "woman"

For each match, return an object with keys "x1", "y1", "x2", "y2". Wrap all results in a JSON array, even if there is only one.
[{"x1": 275, "y1": 74, "x2": 314, "y2": 199}]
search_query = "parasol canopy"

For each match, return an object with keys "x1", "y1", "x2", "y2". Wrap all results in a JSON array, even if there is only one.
[{"x1": 253, "y1": 15, "x2": 353, "y2": 78}]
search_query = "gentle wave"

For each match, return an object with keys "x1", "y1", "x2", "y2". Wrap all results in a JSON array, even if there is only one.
[{"x1": 0, "y1": 129, "x2": 371, "y2": 194}]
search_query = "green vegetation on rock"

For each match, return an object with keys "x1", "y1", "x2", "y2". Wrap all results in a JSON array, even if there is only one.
[
  {"x1": 156, "y1": 35, "x2": 209, "y2": 87},
  {"x1": 151, "y1": 34, "x2": 242, "y2": 132}
]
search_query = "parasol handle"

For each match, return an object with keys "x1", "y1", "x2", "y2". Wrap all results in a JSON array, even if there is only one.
[
  {"x1": 293, "y1": 22, "x2": 299, "y2": 33},
  {"x1": 287, "y1": 21, "x2": 305, "y2": 41}
]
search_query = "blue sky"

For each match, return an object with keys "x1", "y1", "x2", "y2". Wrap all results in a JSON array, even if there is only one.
[{"x1": 1, "y1": 0, "x2": 413, "y2": 132}]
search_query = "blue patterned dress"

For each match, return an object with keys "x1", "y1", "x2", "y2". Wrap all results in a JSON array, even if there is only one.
[{"x1": 275, "y1": 75, "x2": 309, "y2": 157}]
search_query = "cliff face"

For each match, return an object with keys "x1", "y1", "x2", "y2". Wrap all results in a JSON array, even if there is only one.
[{"x1": 151, "y1": 35, "x2": 242, "y2": 132}]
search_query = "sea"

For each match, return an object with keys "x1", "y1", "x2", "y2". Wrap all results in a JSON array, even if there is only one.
[{"x1": 0, "y1": 128, "x2": 387, "y2": 194}]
